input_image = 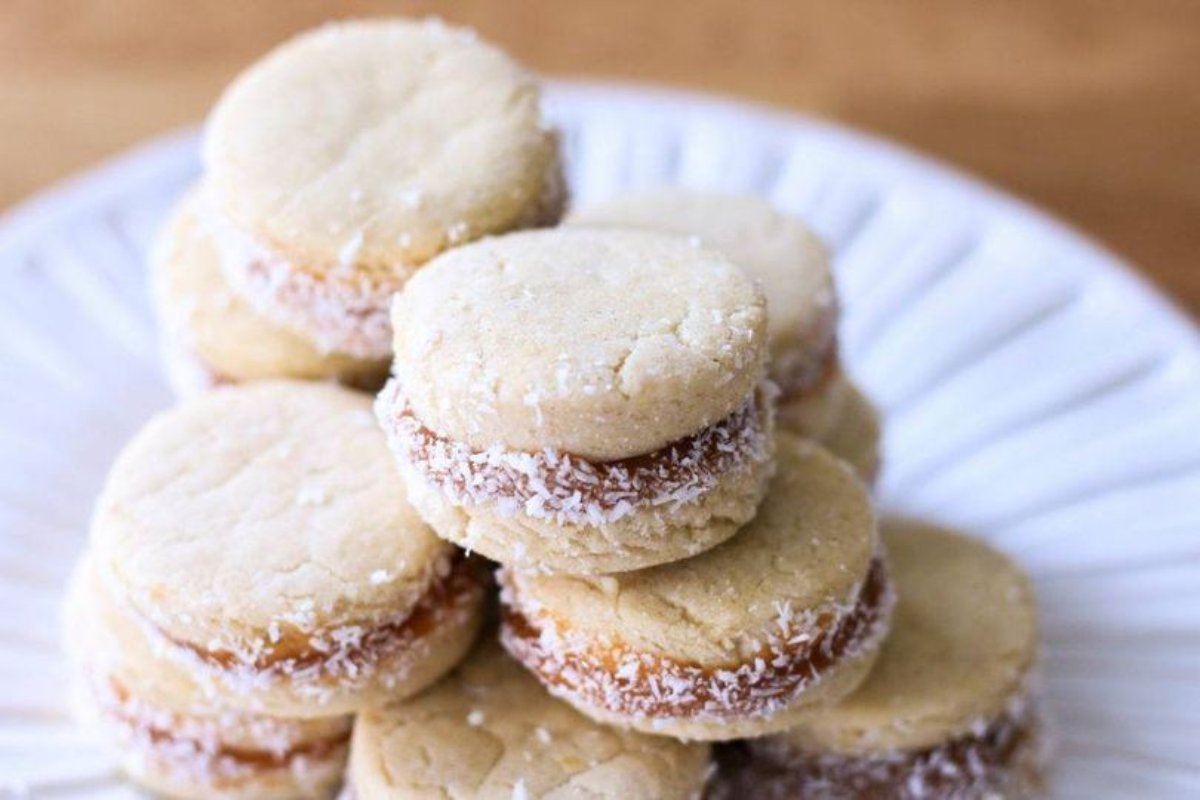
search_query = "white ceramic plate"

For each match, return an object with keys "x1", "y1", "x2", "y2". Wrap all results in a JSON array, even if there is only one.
[{"x1": 1, "y1": 83, "x2": 1197, "y2": 798}]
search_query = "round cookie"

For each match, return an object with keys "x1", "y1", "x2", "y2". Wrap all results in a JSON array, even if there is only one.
[
  {"x1": 90, "y1": 381, "x2": 485, "y2": 717},
  {"x1": 203, "y1": 19, "x2": 564, "y2": 358},
  {"x1": 794, "y1": 378, "x2": 883, "y2": 486},
  {"x1": 774, "y1": 367, "x2": 851, "y2": 442},
  {"x1": 567, "y1": 189, "x2": 839, "y2": 408},
  {"x1": 349, "y1": 641, "x2": 712, "y2": 799},
  {"x1": 150, "y1": 186, "x2": 389, "y2": 395},
  {"x1": 713, "y1": 519, "x2": 1045, "y2": 799},
  {"x1": 63, "y1": 556, "x2": 351, "y2": 800},
  {"x1": 377, "y1": 227, "x2": 774, "y2": 574},
  {"x1": 499, "y1": 435, "x2": 894, "y2": 740}
]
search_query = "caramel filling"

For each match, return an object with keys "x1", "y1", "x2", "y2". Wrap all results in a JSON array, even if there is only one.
[
  {"x1": 378, "y1": 381, "x2": 773, "y2": 525},
  {"x1": 501, "y1": 558, "x2": 891, "y2": 720},
  {"x1": 104, "y1": 676, "x2": 350, "y2": 773},
  {"x1": 161, "y1": 557, "x2": 479, "y2": 676},
  {"x1": 718, "y1": 703, "x2": 1041, "y2": 799}
]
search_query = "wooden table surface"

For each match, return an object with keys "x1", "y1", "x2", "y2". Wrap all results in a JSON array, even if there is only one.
[{"x1": 2, "y1": 0, "x2": 1197, "y2": 313}]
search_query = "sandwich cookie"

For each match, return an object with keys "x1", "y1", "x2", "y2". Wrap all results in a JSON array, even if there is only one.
[
  {"x1": 499, "y1": 435, "x2": 894, "y2": 740},
  {"x1": 89, "y1": 381, "x2": 485, "y2": 717},
  {"x1": 63, "y1": 556, "x2": 351, "y2": 800},
  {"x1": 203, "y1": 19, "x2": 564, "y2": 359},
  {"x1": 713, "y1": 519, "x2": 1046, "y2": 799},
  {"x1": 151, "y1": 186, "x2": 389, "y2": 395},
  {"x1": 348, "y1": 641, "x2": 713, "y2": 799},
  {"x1": 567, "y1": 189, "x2": 844, "y2": 436},
  {"x1": 376, "y1": 228, "x2": 774, "y2": 574},
  {"x1": 802, "y1": 380, "x2": 883, "y2": 486}
]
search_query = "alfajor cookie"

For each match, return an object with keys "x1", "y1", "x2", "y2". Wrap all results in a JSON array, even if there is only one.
[
  {"x1": 499, "y1": 434, "x2": 894, "y2": 741},
  {"x1": 151, "y1": 186, "x2": 389, "y2": 395},
  {"x1": 89, "y1": 381, "x2": 485, "y2": 717},
  {"x1": 348, "y1": 641, "x2": 712, "y2": 799},
  {"x1": 799, "y1": 379, "x2": 883, "y2": 485},
  {"x1": 375, "y1": 228, "x2": 774, "y2": 574},
  {"x1": 203, "y1": 18, "x2": 564, "y2": 359},
  {"x1": 64, "y1": 556, "x2": 350, "y2": 800},
  {"x1": 568, "y1": 189, "x2": 842, "y2": 433},
  {"x1": 712, "y1": 518, "x2": 1046, "y2": 799}
]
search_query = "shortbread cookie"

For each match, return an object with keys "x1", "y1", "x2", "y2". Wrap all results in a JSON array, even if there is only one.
[
  {"x1": 203, "y1": 19, "x2": 564, "y2": 358},
  {"x1": 712, "y1": 518, "x2": 1046, "y2": 799},
  {"x1": 151, "y1": 187, "x2": 389, "y2": 395},
  {"x1": 500, "y1": 435, "x2": 893, "y2": 740},
  {"x1": 348, "y1": 641, "x2": 712, "y2": 799},
  {"x1": 796, "y1": 378, "x2": 882, "y2": 485},
  {"x1": 90, "y1": 381, "x2": 485, "y2": 716},
  {"x1": 64, "y1": 556, "x2": 350, "y2": 799},
  {"x1": 568, "y1": 189, "x2": 840, "y2": 424},
  {"x1": 377, "y1": 228, "x2": 774, "y2": 574}
]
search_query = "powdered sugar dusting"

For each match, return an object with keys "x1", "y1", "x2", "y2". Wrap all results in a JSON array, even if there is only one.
[{"x1": 375, "y1": 379, "x2": 773, "y2": 526}]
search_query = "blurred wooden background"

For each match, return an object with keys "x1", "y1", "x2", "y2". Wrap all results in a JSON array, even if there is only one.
[{"x1": 1, "y1": 0, "x2": 1197, "y2": 311}]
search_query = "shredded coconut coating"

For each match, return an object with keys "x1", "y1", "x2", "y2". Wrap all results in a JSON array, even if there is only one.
[
  {"x1": 499, "y1": 558, "x2": 894, "y2": 725},
  {"x1": 202, "y1": 198, "x2": 399, "y2": 360},
  {"x1": 375, "y1": 380, "x2": 774, "y2": 526},
  {"x1": 199, "y1": 142, "x2": 565, "y2": 362},
  {"x1": 76, "y1": 670, "x2": 349, "y2": 796},
  {"x1": 131, "y1": 557, "x2": 482, "y2": 709},
  {"x1": 712, "y1": 694, "x2": 1048, "y2": 800}
]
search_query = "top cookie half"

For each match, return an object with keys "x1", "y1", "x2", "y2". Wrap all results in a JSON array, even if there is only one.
[
  {"x1": 203, "y1": 19, "x2": 562, "y2": 276},
  {"x1": 389, "y1": 228, "x2": 768, "y2": 460}
]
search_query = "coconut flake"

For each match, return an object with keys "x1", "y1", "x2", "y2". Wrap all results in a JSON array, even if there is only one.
[{"x1": 375, "y1": 380, "x2": 773, "y2": 526}]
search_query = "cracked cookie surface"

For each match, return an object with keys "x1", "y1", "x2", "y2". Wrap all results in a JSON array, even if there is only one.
[
  {"x1": 568, "y1": 189, "x2": 837, "y2": 400},
  {"x1": 349, "y1": 641, "x2": 711, "y2": 800},
  {"x1": 389, "y1": 227, "x2": 768, "y2": 461},
  {"x1": 204, "y1": 18, "x2": 562, "y2": 276},
  {"x1": 90, "y1": 381, "x2": 484, "y2": 714}
]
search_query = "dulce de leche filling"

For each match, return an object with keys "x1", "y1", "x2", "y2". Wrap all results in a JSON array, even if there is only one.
[
  {"x1": 101, "y1": 675, "x2": 351, "y2": 776},
  {"x1": 159, "y1": 556, "x2": 479, "y2": 680},
  {"x1": 376, "y1": 380, "x2": 773, "y2": 526},
  {"x1": 500, "y1": 557, "x2": 892, "y2": 721},
  {"x1": 719, "y1": 701, "x2": 1042, "y2": 799}
]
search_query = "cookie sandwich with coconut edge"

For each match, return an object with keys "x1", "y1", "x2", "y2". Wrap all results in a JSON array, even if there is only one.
[
  {"x1": 201, "y1": 18, "x2": 564, "y2": 362},
  {"x1": 88, "y1": 381, "x2": 485, "y2": 717},
  {"x1": 711, "y1": 518, "x2": 1046, "y2": 799},
  {"x1": 567, "y1": 189, "x2": 881, "y2": 479},
  {"x1": 151, "y1": 186, "x2": 390, "y2": 395},
  {"x1": 499, "y1": 435, "x2": 894, "y2": 741},
  {"x1": 375, "y1": 227, "x2": 776, "y2": 574},
  {"x1": 63, "y1": 555, "x2": 352, "y2": 800}
]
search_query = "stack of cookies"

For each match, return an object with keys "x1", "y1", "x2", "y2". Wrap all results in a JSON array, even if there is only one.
[
  {"x1": 150, "y1": 19, "x2": 563, "y2": 394},
  {"x1": 66, "y1": 382, "x2": 488, "y2": 797},
  {"x1": 65, "y1": 16, "x2": 1051, "y2": 800}
]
